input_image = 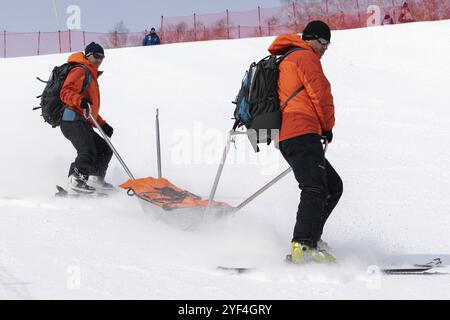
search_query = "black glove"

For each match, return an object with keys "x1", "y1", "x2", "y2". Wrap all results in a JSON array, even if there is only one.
[
  {"x1": 101, "y1": 122, "x2": 114, "y2": 138},
  {"x1": 80, "y1": 98, "x2": 90, "y2": 110},
  {"x1": 322, "y1": 130, "x2": 333, "y2": 144}
]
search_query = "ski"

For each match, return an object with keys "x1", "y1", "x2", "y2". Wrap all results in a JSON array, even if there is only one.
[
  {"x1": 55, "y1": 185, "x2": 108, "y2": 198},
  {"x1": 217, "y1": 258, "x2": 448, "y2": 275},
  {"x1": 216, "y1": 266, "x2": 254, "y2": 274},
  {"x1": 413, "y1": 258, "x2": 442, "y2": 268},
  {"x1": 381, "y1": 258, "x2": 445, "y2": 275},
  {"x1": 381, "y1": 267, "x2": 433, "y2": 275}
]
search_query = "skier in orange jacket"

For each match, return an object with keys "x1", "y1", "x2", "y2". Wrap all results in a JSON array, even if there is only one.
[
  {"x1": 60, "y1": 42, "x2": 114, "y2": 194},
  {"x1": 269, "y1": 21, "x2": 343, "y2": 263}
]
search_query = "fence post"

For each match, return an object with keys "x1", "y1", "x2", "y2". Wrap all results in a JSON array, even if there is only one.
[
  {"x1": 356, "y1": 0, "x2": 362, "y2": 27},
  {"x1": 293, "y1": 2, "x2": 298, "y2": 32},
  {"x1": 194, "y1": 13, "x2": 197, "y2": 41},
  {"x1": 37, "y1": 31, "x2": 41, "y2": 56},
  {"x1": 83, "y1": 31, "x2": 86, "y2": 48},
  {"x1": 160, "y1": 15, "x2": 164, "y2": 43},
  {"x1": 238, "y1": 25, "x2": 241, "y2": 39},
  {"x1": 258, "y1": 6, "x2": 262, "y2": 37},
  {"x1": 293, "y1": 2, "x2": 296, "y2": 21},
  {"x1": 268, "y1": 22, "x2": 271, "y2": 36},
  {"x1": 226, "y1": 9, "x2": 230, "y2": 39},
  {"x1": 58, "y1": 30, "x2": 62, "y2": 53},
  {"x1": 115, "y1": 31, "x2": 118, "y2": 47},
  {"x1": 68, "y1": 29, "x2": 72, "y2": 52},
  {"x1": 3, "y1": 30, "x2": 6, "y2": 58},
  {"x1": 391, "y1": 0, "x2": 397, "y2": 22}
]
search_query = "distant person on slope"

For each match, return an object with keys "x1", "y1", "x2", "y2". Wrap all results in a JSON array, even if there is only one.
[
  {"x1": 399, "y1": 2, "x2": 415, "y2": 23},
  {"x1": 60, "y1": 42, "x2": 114, "y2": 194},
  {"x1": 268, "y1": 21, "x2": 343, "y2": 263},
  {"x1": 382, "y1": 13, "x2": 395, "y2": 25},
  {"x1": 143, "y1": 27, "x2": 161, "y2": 46}
]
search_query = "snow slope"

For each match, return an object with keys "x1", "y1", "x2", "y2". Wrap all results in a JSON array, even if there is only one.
[{"x1": 0, "y1": 20, "x2": 450, "y2": 299}]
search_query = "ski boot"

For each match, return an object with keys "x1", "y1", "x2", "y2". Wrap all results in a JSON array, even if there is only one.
[
  {"x1": 87, "y1": 175, "x2": 115, "y2": 192},
  {"x1": 287, "y1": 241, "x2": 336, "y2": 264},
  {"x1": 317, "y1": 239, "x2": 333, "y2": 252},
  {"x1": 68, "y1": 168, "x2": 96, "y2": 194}
]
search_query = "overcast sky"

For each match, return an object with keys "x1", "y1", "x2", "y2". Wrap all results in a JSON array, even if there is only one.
[{"x1": 1, "y1": 0, "x2": 285, "y2": 32}]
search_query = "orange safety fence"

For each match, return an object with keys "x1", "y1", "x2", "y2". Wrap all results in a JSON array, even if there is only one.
[{"x1": 1, "y1": 0, "x2": 449, "y2": 58}]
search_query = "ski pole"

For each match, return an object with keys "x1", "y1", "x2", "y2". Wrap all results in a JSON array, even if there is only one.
[
  {"x1": 205, "y1": 131, "x2": 233, "y2": 215},
  {"x1": 84, "y1": 104, "x2": 135, "y2": 180},
  {"x1": 205, "y1": 130, "x2": 247, "y2": 215},
  {"x1": 156, "y1": 108, "x2": 162, "y2": 179},
  {"x1": 234, "y1": 167, "x2": 292, "y2": 212}
]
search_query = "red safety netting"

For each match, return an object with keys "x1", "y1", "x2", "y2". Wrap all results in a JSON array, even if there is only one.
[
  {"x1": 0, "y1": 32, "x2": 4, "y2": 58},
  {"x1": 1, "y1": 0, "x2": 449, "y2": 58},
  {"x1": 3, "y1": 32, "x2": 40, "y2": 58},
  {"x1": 40, "y1": 32, "x2": 64, "y2": 55}
]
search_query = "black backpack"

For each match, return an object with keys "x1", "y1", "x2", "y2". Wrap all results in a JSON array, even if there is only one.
[
  {"x1": 34, "y1": 63, "x2": 91, "y2": 128},
  {"x1": 232, "y1": 47, "x2": 305, "y2": 151}
]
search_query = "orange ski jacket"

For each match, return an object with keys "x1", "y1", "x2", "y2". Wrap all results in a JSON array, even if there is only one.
[
  {"x1": 60, "y1": 52, "x2": 106, "y2": 126},
  {"x1": 268, "y1": 34, "x2": 335, "y2": 142}
]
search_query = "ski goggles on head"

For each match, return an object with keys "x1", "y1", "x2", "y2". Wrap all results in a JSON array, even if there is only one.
[
  {"x1": 304, "y1": 33, "x2": 330, "y2": 47},
  {"x1": 316, "y1": 37, "x2": 330, "y2": 46},
  {"x1": 86, "y1": 52, "x2": 105, "y2": 60},
  {"x1": 93, "y1": 53, "x2": 105, "y2": 60},
  {"x1": 312, "y1": 35, "x2": 330, "y2": 47}
]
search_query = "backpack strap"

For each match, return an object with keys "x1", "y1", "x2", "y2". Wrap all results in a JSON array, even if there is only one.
[
  {"x1": 73, "y1": 64, "x2": 92, "y2": 94},
  {"x1": 61, "y1": 64, "x2": 92, "y2": 118},
  {"x1": 280, "y1": 86, "x2": 306, "y2": 110},
  {"x1": 82, "y1": 70, "x2": 91, "y2": 93},
  {"x1": 277, "y1": 47, "x2": 305, "y2": 64},
  {"x1": 278, "y1": 47, "x2": 306, "y2": 110}
]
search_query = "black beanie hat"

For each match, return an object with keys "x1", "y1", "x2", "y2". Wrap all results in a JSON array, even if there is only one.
[
  {"x1": 302, "y1": 20, "x2": 331, "y2": 42},
  {"x1": 85, "y1": 42, "x2": 104, "y2": 56}
]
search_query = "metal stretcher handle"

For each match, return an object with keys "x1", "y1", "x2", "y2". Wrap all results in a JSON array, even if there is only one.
[{"x1": 84, "y1": 104, "x2": 135, "y2": 180}]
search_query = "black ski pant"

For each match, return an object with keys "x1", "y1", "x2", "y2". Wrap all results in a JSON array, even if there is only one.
[
  {"x1": 279, "y1": 134, "x2": 343, "y2": 248},
  {"x1": 60, "y1": 119, "x2": 113, "y2": 178}
]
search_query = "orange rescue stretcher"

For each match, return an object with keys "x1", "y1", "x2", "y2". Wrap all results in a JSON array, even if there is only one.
[{"x1": 86, "y1": 106, "x2": 296, "y2": 225}]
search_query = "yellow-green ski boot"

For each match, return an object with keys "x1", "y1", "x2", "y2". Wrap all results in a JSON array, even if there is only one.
[
  {"x1": 317, "y1": 239, "x2": 333, "y2": 252},
  {"x1": 288, "y1": 241, "x2": 336, "y2": 264}
]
